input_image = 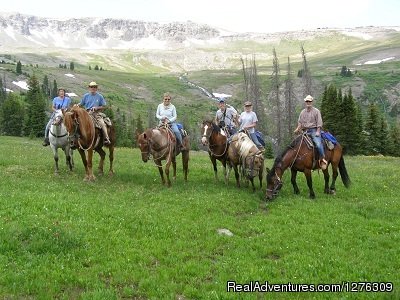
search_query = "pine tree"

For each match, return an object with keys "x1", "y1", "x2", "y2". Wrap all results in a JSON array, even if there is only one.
[
  {"x1": 0, "y1": 93, "x2": 25, "y2": 136},
  {"x1": 51, "y1": 79, "x2": 58, "y2": 98},
  {"x1": 364, "y1": 104, "x2": 381, "y2": 155},
  {"x1": 320, "y1": 84, "x2": 338, "y2": 134},
  {"x1": 388, "y1": 122, "x2": 400, "y2": 157},
  {"x1": 25, "y1": 75, "x2": 47, "y2": 137},
  {"x1": 70, "y1": 61, "x2": 75, "y2": 71},
  {"x1": 378, "y1": 116, "x2": 390, "y2": 155},
  {"x1": 16, "y1": 61, "x2": 22, "y2": 74}
]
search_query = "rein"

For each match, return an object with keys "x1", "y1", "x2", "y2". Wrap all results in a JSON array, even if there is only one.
[
  {"x1": 146, "y1": 127, "x2": 174, "y2": 167},
  {"x1": 71, "y1": 113, "x2": 96, "y2": 151},
  {"x1": 204, "y1": 129, "x2": 228, "y2": 157}
]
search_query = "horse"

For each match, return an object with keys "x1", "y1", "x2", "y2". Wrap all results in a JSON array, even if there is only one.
[
  {"x1": 265, "y1": 133, "x2": 351, "y2": 200},
  {"x1": 64, "y1": 106, "x2": 115, "y2": 181},
  {"x1": 200, "y1": 120, "x2": 230, "y2": 183},
  {"x1": 48, "y1": 109, "x2": 73, "y2": 174},
  {"x1": 137, "y1": 125, "x2": 190, "y2": 187},
  {"x1": 227, "y1": 132, "x2": 264, "y2": 191}
]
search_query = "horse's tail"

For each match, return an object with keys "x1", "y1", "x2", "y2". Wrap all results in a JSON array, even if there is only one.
[{"x1": 338, "y1": 155, "x2": 351, "y2": 188}]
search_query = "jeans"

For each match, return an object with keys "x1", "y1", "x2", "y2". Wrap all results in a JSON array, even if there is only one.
[
  {"x1": 307, "y1": 128, "x2": 325, "y2": 158},
  {"x1": 170, "y1": 122, "x2": 183, "y2": 145},
  {"x1": 249, "y1": 132, "x2": 263, "y2": 148},
  {"x1": 44, "y1": 112, "x2": 55, "y2": 137}
]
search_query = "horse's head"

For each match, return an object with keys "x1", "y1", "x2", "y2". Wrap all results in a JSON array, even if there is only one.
[
  {"x1": 137, "y1": 130, "x2": 151, "y2": 162},
  {"x1": 265, "y1": 165, "x2": 283, "y2": 200},
  {"x1": 200, "y1": 120, "x2": 213, "y2": 145},
  {"x1": 244, "y1": 152, "x2": 264, "y2": 179},
  {"x1": 52, "y1": 109, "x2": 64, "y2": 126}
]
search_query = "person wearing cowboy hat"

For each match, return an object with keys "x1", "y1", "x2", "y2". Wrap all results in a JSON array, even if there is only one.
[
  {"x1": 76, "y1": 81, "x2": 111, "y2": 145},
  {"x1": 239, "y1": 101, "x2": 264, "y2": 150},
  {"x1": 294, "y1": 95, "x2": 327, "y2": 170}
]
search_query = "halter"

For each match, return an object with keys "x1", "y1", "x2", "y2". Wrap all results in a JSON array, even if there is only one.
[
  {"x1": 69, "y1": 112, "x2": 96, "y2": 151},
  {"x1": 50, "y1": 115, "x2": 68, "y2": 138},
  {"x1": 202, "y1": 123, "x2": 228, "y2": 157},
  {"x1": 141, "y1": 127, "x2": 174, "y2": 167},
  {"x1": 266, "y1": 168, "x2": 283, "y2": 197}
]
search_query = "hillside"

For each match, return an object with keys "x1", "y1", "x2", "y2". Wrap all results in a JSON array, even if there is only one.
[{"x1": 1, "y1": 13, "x2": 400, "y2": 141}]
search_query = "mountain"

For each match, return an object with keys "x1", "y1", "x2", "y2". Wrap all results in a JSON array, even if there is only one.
[{"x1": 2, "y1": 12, "x2": 400, "y2": 72}]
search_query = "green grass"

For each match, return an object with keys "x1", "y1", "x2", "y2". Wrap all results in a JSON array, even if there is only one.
[{"x1": 0, "y1": 136, "x2": 399, "y2": 299}]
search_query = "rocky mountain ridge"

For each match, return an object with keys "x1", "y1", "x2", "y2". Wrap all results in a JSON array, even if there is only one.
[{"x1": 1, "y1": 12, "x2": 399, "y2": 51}]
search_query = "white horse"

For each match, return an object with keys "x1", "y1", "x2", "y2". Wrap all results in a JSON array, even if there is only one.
[{"x1": 49, "y1": 109, "x2": 73, "y2": 174}]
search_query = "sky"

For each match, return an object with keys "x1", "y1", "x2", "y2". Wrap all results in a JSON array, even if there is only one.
[{"x1": 1, "y1": 0, "x2": 399, "y2": 33}]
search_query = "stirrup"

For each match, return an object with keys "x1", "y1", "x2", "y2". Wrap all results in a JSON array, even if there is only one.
[{"x1": 320, "y1": 158, "x2": 328, "y2": 170}]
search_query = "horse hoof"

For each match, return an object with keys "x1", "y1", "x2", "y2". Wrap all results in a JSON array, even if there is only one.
[
  {"x1": 108, "y1": 171, "x2": 114, "y2": 177},
  {"x1": 330, "y1": 190, "x2": 336, "y2": 195}
]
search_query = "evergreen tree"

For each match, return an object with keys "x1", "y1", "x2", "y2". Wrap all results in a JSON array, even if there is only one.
[
  {"x1": 70, "y1": 61, "x2": 75, "y2": 71},
  {"x1": 0, "y1": 77, "x2": 6, "y2": 105},
  {"x1": 388, "y1": 122, "x2": 400, "y2": 157},
  {"x1": 94, "y1": 65, "x2": 99, "y2": 71},
  {"x1": 0, "y1": 93, "x2": 25, "y2": 136},
  {"x1": 41, "y1": 75, "x2": 50, "y2": 97},
  {"x1": 136, "y1": 114, "x2": 144, "y2": 137},
  {"x1": 51, "y1": 79, "x2": 58, "y2": 98},
  {"x1": 320, "y1": 84, "x2": 338, "y2": 134},
  {"x1": 25, "y1": 75, "x2": 47, "y2": 137},
  {"x1": 89, "y1": 65, "x2": 92, "y2": 70},
  {"x1": 364, "y1": 104, "x2": 381, "y2": 155},
  {"x1": 16, "y1": 61, "x2": 22, "y2": 74},
  {"x1": 378, "y1": 116, "x2": 391, "y2": 155},
  {"x1": 338, "y1": 89, "x2": 361, "y2": 154}
]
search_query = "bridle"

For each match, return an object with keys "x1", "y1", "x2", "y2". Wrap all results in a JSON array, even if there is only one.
[
  {"x1": 202, "y1": 123, "x2": 228, "y2": 157},
  {"x1": 266, "y1": 168, "x2": 283, "y2": 197}
]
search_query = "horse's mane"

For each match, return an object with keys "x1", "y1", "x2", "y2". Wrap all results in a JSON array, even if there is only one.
[
  {"x1": 236, "y1": 132, "x2": 258, "y2": 158},
  {"x1": 267, "y1": 135, "x2": 302, "y2": 181}
]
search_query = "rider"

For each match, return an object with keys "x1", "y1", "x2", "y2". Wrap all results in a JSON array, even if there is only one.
[
  {"x1": 75, "y1": 81, "x2": 111, "y2": 145},
  {"x1": 42, "y1": 88, "x2": 71, "y2": 146},
  {"x1": 156, "y1": 92, "x2": 185, "y2": 151},
  {"x1": 294, "y1": 95, "x2": 327, "y2": 170},
  {"x1": 215, "y1": 97, "x2": 238, "y2": 136},
  {"x1": 239, "y1": 101, "x2": 264, "y2": 150}
]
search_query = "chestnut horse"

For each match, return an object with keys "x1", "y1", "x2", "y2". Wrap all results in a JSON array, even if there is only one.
[
  {"x1": 64, "y1": 107, "x2": 115, "y2": 181},
  {"x1": 227, "y1": 132, "x2": 264, "y2": 191},
  {"x1": 266, "y1": 133, "x2": 351, "y2": 200},
  {"x1": 137, "y1": 125, "x2": 190, "y2": 187},
  {"x1": 200, "y1": 120, "x2": 229, "y2": 183}
]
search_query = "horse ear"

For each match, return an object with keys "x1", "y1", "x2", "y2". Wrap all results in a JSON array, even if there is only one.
[
  {"x1": 143, "y1": 133, "x2": 147, "y2": 139},
  {"x1": 65, "y1": 111, "x2": 73, "y2": 116}
]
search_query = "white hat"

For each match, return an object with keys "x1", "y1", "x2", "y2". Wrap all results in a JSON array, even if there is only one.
[{"x1": 304, "y1": 95, "x2": 313, "y2": 102}]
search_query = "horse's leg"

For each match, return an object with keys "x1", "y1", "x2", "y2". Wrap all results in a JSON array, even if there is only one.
[
  {"x1": 222, "y1": 158, "x2": 228, "y2": 185},
  {"x1": 211, "y1": 155, "x2": 218, "y2": 181},
  {"x1": 291, "y1": 168, "x2": 300, "y2": 194},
  {"x1": 87, "y1": 149, "x2": 96, "y2": 181},
  {"x1": 259, "y1": 167, "x2": 263, "y2": 189},
  {"x1": 165, "y1": 155, "x2": 172, "y2": 187},
  {"x1": 304, "y1": 169, "x2": 315, "y2": 199},
  {"x1": 330, "y1": 161, "x2": 339, "y2": 194},
  {"x1": 155, "y1": 159, "x2": 165, "y2": 185},
  {"x1": 323, "y1": 168, "x2": 330, "y2": 194},
  {"x1": 233, "y1": 164, "x2": 240, "y2": 188},
  {"x1": 108, "y1": 146, "x2": 114, "y2": 176},
  {"x1": 172, "y1": 155, "x2": 177, "y2": 181},
  {"x1": 250, "y1": 178, "x2": 255, "y2": 192},
  {"x1": 78, "y1": 149, "x2": 89, "y2": 181},
  {"x1": 52, "y1": 146, "x2": 59, "y2": 175},
  {"x1": 96, "y1": 147, "x2": 106, "y2": 176},
  {"x1": 182, "y1": 150, "x2": 189, "y2": 182},
  {"x1": 65, "y1": 147, "x2": 73, "y2": 171}
]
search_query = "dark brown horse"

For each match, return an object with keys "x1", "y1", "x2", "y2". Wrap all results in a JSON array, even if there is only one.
[
  {"x1": 200, "y1": 120, "x2": 229, "y2": 183},
  {"x1": 227, "y1": 132, "x2": 264, "y2": 191},
  {"x1": 64, "y1": 107, "x2": 115, "y2": 181},
  {"x1": 137, "y1": 125, "x2": 190, "y2": 187},
  {"x1": 266, "y1": 133, "x2": 351, "y2": 200}
]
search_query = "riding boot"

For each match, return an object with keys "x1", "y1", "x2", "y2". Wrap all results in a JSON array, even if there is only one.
[
  {"x1": 102, "y1": 124, "x2": 111, "y2": 145},
  {"x1": 320, "y1": 158, "x2": 328, "y2": 170}
]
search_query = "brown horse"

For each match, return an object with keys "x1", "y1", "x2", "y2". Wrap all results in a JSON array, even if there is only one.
[
  {"x1": 64, "y1": 107, "x2": 115, "y2": 181},
  {"x1": 265, "y1": 133, "x2": 351, "y2": 200},
  {"x1": 200, "y1": 120, "x2": 229, "y2": 183},
  {"x1": 227, "y1": 132, "x2": 264, "y2": 191},
  {"x1": 137, "y1": 125, "x2": 190, "y2": 187}
]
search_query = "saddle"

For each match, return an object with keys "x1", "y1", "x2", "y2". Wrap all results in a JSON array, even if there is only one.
[{"x1": 89, "y1": 112, "x2": 112, "y2": 128}]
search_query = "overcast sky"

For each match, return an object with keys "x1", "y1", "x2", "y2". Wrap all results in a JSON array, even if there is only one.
[{"x1": 1, "y1": 0, "x2": 399, "y2": 33}]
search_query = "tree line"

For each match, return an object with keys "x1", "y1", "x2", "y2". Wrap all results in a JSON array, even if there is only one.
[{"x1": 241, "y1": 46, "x2": 400, "y2": 157}]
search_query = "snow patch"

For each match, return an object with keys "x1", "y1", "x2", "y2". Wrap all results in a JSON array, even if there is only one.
[
  {"x1": 213, "y1": 92, "x2": 232, "y2": 99},
  {"x1": 364, "y1": 57, "x2": 395, "y2": 65},
  {"x1": 66, "y1": 92, "x2": 78, "y2": 97},
  {"x1": 3, "y1": 26, "x2": 16, "y2": 41},
  {"x1": 64, "y1": 73, "x2": 75, "y2": 78},
  {"x1": 12, "y1": 81, "x2": 29, "y2": 90}
]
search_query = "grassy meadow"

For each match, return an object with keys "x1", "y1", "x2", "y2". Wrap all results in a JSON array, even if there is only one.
[{"x1": 0, "y1": 136, "x2": 399, "y2": 299}]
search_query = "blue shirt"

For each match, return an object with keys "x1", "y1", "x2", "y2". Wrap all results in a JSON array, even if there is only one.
[
  {"x1": 52, "y1": 96, "x2": 71, "y2": 109},
  {"x1": 80, "y1": 92, "x2": 106, "y2": 110}
]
